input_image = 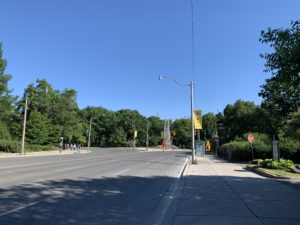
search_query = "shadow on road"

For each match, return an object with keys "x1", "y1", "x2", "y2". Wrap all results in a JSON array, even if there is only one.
[
  {"x1": 0, "y1": 174, "x2": 300, "y2": 225},
  {"x1": 0, "y1": 176, "x2": 176, "y2": 225}
]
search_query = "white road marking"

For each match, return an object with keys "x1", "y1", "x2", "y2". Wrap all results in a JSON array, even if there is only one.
[
  {"x1": 113, "y1": 169, "x2": 130, "y2": 176},
  {"x1": 54, "y1": 165, "x2": 84, "y2": 172},
  {"x1": 0, "y1": 202, "x2": 39, "y2": 217}
]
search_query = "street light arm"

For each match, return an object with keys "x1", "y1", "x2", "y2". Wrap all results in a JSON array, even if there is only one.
[{"x1": 158, "y1": 75, "x2": 190, "y2": 87}]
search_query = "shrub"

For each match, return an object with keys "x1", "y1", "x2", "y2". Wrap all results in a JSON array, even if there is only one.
[
  {"x1": 26, "y1": 144, "x2": 56, "y2": 152},
  {"x1": 0, "y1": 140, "x2": 57, "y2": 153},
  {"x1": 0, "y1": 140, "x2": 21, "y2": 153},
  {"x1": 279, "y1": 138, "x2": 300, "y2": 163},
  {"x1": 220, "y1": 141, "x2": 252, "y2": 161},
  {"x1": 261, "y1": 158, "x2": 295, "y2": 170},
  {"x1": 220, "y1": 133, "x2": 300, "y2": 162},
  {"x1": 220, "y1": 133, "x2": 272, "y2": 161}
]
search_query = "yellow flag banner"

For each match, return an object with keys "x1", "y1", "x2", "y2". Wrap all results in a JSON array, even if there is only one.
[
  {"x1": 134, "y1": 131, "x2": 138, "y2": 138},
  {"x1": 193, "y1": 109, "x2": 202, "y2": 129}
]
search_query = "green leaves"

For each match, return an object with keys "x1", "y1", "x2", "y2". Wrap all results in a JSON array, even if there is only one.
[{"x1": 259, "y1": 20, "x2": 300, "y2": 137}]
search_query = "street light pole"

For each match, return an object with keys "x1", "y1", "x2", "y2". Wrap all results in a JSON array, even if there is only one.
[
  {"x1": 190, "y1": 80, "x2": 195, "y2": 163},
  {"x1": 133, "y1": 124, "x2": 136, "y2": 150},
  {"x1": 21, "y1": 96, "x2": 28, "y2": 155},
  {"x1": 146, "y1": 120, "x2": 149, "y2": 150},
  {"x1": 88, "y1": 117, "x2": 92, "y2": 151},
  {"x1": 158, "y1": 75, "x2": 196, "y2": 163}
]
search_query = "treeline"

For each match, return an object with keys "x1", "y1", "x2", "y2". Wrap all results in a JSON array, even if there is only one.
[{"x1": 0, "y1": 20, "x2": 299, "y2": 161}]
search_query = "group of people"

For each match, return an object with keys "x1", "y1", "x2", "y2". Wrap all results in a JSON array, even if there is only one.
[{"x1": 61, "y1": 143, "x2": 81, "y2": 152}]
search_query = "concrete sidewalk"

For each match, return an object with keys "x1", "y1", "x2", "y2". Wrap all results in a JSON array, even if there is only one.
[
  {"x1": 171, "y1": 157, "x2": 300, "y2": 225},
  {"x1": 0, "y1": 149, "x2": 91, "y2": 158}
]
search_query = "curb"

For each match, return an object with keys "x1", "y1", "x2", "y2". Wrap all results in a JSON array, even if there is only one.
[
  {"x1": 245, "y1": 165, "x2": 291, "y2": 180},
  {"x1": 0, "y1": 150, "x2": 91, "y2": 159},
  {"x1": 147, "y1": 155, "x2": 190, "y2": 225}
]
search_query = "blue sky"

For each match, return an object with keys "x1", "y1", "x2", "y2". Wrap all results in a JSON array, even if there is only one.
[{"x1": 1, "y1": 0, "x2": 299, "y2": 119}]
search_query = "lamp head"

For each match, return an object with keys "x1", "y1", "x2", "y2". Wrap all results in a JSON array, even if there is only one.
[{"x1": 158, "y1": 75, "x2": 164, "y2": 81}]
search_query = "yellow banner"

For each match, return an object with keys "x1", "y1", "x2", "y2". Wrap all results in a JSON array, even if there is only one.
[
  {"x1": 193, "y1": 109, "x2": 202, "y2": 129},
  {"x1": 134, "y1": 131, "x2": 138, "y2": 138}
]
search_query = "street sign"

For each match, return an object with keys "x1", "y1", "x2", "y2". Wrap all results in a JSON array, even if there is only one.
[
  {"x1": 193, "y1": 109, "x2": 202, "y2": 129},
  {"x1": 248, "y1": 134, "x2": 254, "y2": 143}
]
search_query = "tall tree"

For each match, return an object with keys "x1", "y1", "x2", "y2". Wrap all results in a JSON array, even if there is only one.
[
  {"x1": 0, "y1": 43, "x2": 18, "y2": 140},
  {"x1": 147, "y1": 116, "x2": 164, "y2": 147},
  {"x1": 283, "y1": 108, "x2": 300, "y2": 140},
  {"x1": 202, "y1": 113, "x2": 218, "y2": 139},
  {"x1": 80, "y1": 106, "x2": 114, "y2": 146},
  {"x1": 223, "y1": 100, "x2": 257, "y2": 142},
  {"x1": 259, "y1": 20, "x2": 300, "y2": 138},
  {"x1": 172, "y1": 118, "x2": 191, "y2": 149}
]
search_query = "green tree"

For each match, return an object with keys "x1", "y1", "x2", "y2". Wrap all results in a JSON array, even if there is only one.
[
  {"x1": 0, "y1": 43, "x2": 18, "y2": 139},
  {"x1": 202, "y1": 113, "x2": 218, "y2": 139},
  {"x1": 107, "y1": 127, "x2": 127, "y2": 147},
  {"x1": 0, "y1": 121, "x2": 11, "y2": 140},
  {"x1": 283, "y1": 109, "x2": 300, "y2": 140},
  {"x1": 115, "y1": 109, "x2": 147, "y2": 147},
  {"x1": 259, "y1": 20, "x2": 300, "y2": 138},
  {"x1": 20, "y1": 80, "x2": 83, "y2": 145},
  {"x1": 172, "y1": 118, "x2": 191, "y2": 149},
  {"x1": 54, "y1": 89, "x2": 82, "y2": 143},
  {"x1": 147, "y1": 116, "x2": 164, "y2": 147},
  {"x1": 223, "y1": 100, "x2": 257, "y2": 142},
  {"x1": 26, "y1": 111, "x2": 51, "y2": 145},
  {"x1": 80, "y1": 106, "x2": 114, "y2": 146}
]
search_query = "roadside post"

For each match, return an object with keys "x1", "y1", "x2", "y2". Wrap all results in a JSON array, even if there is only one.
[
  {"x1": 248, "y1": 134, "x2": 255, "y2": 160},
  {"x1": 272, "y1": 140, "x2": 279, "y2": 161},
  {"x1": 146, "y1": 120, "x2": 149, "y2": 150},
  {"x1": 59, "y1": 137, "x2": 64, "y2": 153},
  {"x1": 21, "y1": 96, "x2": 28, "y2": 155}
]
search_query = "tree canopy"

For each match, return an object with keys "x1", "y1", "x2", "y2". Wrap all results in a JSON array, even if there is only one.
[{"x1": 259, "y1": 20, "x2": 300, "y2": 138}]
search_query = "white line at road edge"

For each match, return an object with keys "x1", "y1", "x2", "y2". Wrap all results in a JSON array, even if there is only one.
[
  {"x1": 54, "y1": 165, "x2": 84, "y2": 172},
  {"x1": 113, "y1": 169, "x2": 130, "y2": 176},
  {"x1": 0, "y1": 202, "x2": 39, "y2": 217},
  {"x1": 146, "y1": 156, "x2": 189, "y2": 225}
]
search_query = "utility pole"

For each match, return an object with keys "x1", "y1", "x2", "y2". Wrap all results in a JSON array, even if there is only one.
[
  {"x1": 21, "y1": 96, "x2": 28, "y2": 155},
  {"x1": 133, "y1": 124, "x2": 136, "y2": 150},
  {"x1": 88, "y1": 117, "x2": 92, "y2": 151},
  {"x1": 158, "y1": 75, "x2": 196, "y2": 163},
  {"x1": 146, "y1": 120, "x2": 149, "y2": 150},
  {"x1": 190, "y1": 81, "x2": 195, "y2": 163}
]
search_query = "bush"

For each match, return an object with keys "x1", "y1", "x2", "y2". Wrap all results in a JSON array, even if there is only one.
[
  {"x1": 219, "y1": 133, "x2": 272, "y2": 161},
  {"x1": 0, "y1": 140, "x2": 21, "y2": 153},
  {"x1": 26, "y1": 144, "x2": 56, "y2": 152},
  {"x1": 279, "y1": 138, "x2": 300, "y2": 163},
  {"x1": 0, "y1": 140, "x2": 57, "y2": 153},
  {"x1": 261, "y1": 159, "x2": 295, "y2": 171}
]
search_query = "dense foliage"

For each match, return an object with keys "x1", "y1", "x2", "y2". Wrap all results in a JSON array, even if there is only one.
[
  {"x1": 0, "y1": 20, "x2": 299, "y2": 161},
  {"x1": 259, "y1": 20, "x2": 300, "y2": 138},
  {"x1": 261, "y1": 159, "x2": 295, "y2": 171}
]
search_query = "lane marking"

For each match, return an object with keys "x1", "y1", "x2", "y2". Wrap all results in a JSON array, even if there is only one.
[
  {"x1": 0, "y1": 202, "x2": 39, "y2": 217},
  {"x1": 113, "y1": 169, "x2": 130, "y2": 176},
  {"x1": 54, "y1": 165, "x2": 84, "y2": 172},
  {"x1": 0, "y1": 156, "x2": 122, "y2": 170}
]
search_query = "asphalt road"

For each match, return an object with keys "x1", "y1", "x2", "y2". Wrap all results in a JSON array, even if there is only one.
[{"x1": 0, "y1": 148, "x2": 189, "y2": 225}]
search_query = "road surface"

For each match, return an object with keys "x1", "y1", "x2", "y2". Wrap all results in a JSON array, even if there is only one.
[{"x1": 0, "y1": 148, "x2": 189, "y2": 225}]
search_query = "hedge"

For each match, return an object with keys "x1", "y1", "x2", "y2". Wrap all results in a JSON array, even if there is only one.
[
  {"x1": 0, "y1": 139, "x2": 56, "y2": 153},
  {"x1": 219, "y1": 134, "x2": 300, "y2": 163},
  {"x1": 0, "y1": 140, "x2": 21, "y2": 153}
]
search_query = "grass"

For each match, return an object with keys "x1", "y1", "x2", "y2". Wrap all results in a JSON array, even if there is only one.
[{"x1": 254, "y1": 166, "x2": 300, "y2": 178}]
